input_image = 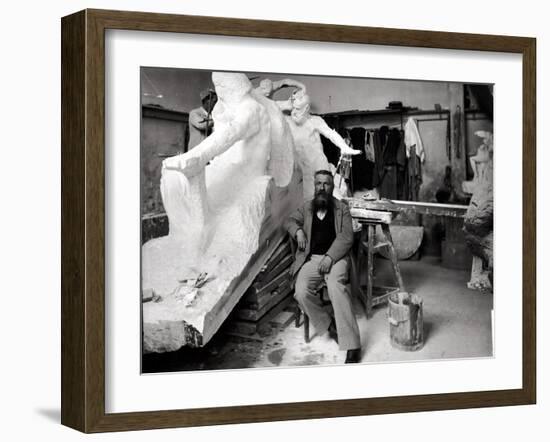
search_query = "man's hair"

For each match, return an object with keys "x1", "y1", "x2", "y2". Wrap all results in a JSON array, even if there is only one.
[{"x1": 314, "y1": 170, "x2": 334, "y2": 180}]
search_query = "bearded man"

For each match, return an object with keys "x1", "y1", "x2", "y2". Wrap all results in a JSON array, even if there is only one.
[{"x1": 286, "y1": 170, "x2": 362, "y2": 363}]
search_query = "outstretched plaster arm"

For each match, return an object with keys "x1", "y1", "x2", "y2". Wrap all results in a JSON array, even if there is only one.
[
  {"x1": 258, "y1": 78, "x2": 306, "y2": 97},
  {"x1": 163, "y1": 105, "x2": 260, "y2": 177},
  {"x1": 272, "y1": 78, "x2": 306, "y2": 93},
  {"x1": 313, "y1": 116, "x2": 362, "y2": 156},
  {"x1": 258, "y1": 78, "x2": 306, "y2": 111}
]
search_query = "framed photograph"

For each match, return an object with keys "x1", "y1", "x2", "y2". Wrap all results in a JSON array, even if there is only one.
[{"x1": 61, "y1": 9, "x2": 536, "y2": 433}]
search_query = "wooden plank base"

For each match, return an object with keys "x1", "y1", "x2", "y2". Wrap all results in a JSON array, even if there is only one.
[{"x1": 225, "y1": 293, "x2": 295, "y2": 337}]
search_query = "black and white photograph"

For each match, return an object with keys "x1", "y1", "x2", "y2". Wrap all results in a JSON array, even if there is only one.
[{"x1": 140, "y1": 68, "x2": 494, "y2": 373}]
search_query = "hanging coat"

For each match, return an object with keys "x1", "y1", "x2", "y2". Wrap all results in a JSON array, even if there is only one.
[{"x1": 404, "y1": 117, "x2": 426, "y2": 163}]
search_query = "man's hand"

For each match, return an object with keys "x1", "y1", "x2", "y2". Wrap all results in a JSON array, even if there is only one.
[
  {"x1": 296, "y1": 229, "x2": 307, "y2": 251},
  {"x1": 199, "y1": 117, "x2": 214, "y2": 127},
  {"x1": 318, "y1": 255, "x2": 333, "y2": 274}
]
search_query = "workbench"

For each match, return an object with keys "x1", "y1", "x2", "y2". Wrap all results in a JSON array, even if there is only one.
[{"x1": 344, "y1": 198, "x2": 469, "y2": 316}]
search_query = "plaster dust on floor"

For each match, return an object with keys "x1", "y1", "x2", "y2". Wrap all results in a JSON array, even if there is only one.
[{"x1": 142, "y1": 256, "x2": 493, "y2": 373}]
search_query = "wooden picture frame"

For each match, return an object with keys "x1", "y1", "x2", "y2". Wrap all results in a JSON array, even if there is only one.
[{"x1": 61, "y1": 8, "x2": 536, "y2": 433}]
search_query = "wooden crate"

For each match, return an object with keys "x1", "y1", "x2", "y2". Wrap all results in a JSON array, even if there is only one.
[
  {"x1": 226, "y1": 236, "x2": 296, "y2": 337},
  {"x1": 225, "y1": 292, "x2": 295, "y2": 337}
]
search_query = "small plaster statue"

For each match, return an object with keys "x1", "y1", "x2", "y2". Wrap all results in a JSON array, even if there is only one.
[
  {"x1": 285, "y1": 89, "x2": 361, "y2": 200},
  {"x1": 462, "y1": 130, "x2": 493, "y2": 194}
]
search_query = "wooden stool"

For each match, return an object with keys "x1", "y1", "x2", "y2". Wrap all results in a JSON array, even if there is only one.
[{"x1": 357, "y1": 220, "x2": 405, "y2": 318}]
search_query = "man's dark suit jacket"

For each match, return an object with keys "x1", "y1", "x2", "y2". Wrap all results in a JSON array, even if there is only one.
[{"x1": 286, "y1": 197, "x2": 354, "y2": 276}]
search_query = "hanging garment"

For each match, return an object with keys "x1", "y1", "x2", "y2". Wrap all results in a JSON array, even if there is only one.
[
  {"x1": 376, "y1": 127, "x2": 402, "y2": 199},
  {"x1": 362, "y1": 130, "x2": 376, "y2": 190},
  {"x1": 336, "y1": 154, "x2": 352, "y2": 180},
  {"x1": 406, "y1": 145, "x2": 422, "y2": 201},
  {"x1": 364, "y1": 130, "x2": 375, "y2": 162},
  {"x1": 378, "y1": 166, "x2": 397, "y2": 199},
  {"x1": 396, "y1": 130, "x2": 407, "y2": 168},
  {"x1": 404, "y1": 117, "x2": 426, "y2": 162},
  {"x1": 382, "y1": 127, "x2": 402, "y2": 166},
  {"x1": 349, "y1": 127, "x2": 372, "y2": 190},
  {"x1": 396, "y1": 131, "x2": 408, "y2": 200},
  {"x1": 372, "y1": 129, "x2": 385, "y2": 188}
]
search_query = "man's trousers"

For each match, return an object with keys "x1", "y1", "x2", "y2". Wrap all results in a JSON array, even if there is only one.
[{"x1": 294, "y1": 254, "x2": 361, "y2": 351}]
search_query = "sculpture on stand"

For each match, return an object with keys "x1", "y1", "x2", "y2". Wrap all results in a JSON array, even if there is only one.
[
  {"x1": 141, "y1": 72, "x2": 301, "y2": 352},
  {"x1": 462, "y1": 130, "x2": 493, "y2": 291}
]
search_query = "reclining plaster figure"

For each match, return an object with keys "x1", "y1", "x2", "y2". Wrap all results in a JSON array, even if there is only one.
[{"x1": 141, "y1": 72, "x2": 298, "y2": 351}]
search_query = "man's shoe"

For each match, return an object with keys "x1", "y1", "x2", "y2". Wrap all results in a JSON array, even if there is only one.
[
  {"x1": 345, "y1": 348, "x2": 361, "y2": 364},
  {"x1": 328, "y1": 319, "x2": 338, "y2": 344}
]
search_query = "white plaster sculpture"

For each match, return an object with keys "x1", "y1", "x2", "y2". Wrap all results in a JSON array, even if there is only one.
[
  {"x1": 141, "y1": 72, "x2": 300, "y2": 351},
  {"x1": 256, "y1": 78, "x2": 306, "y2": 99},
  {"x1": 462, "y1": 130, "x2": 493, "y2": 195},
  {"x1": 284, "y1": 89, "x2": 361, "y2": 200},
  {"x1": 462, "y1": 130, "x2": 493, "y2": 292}
]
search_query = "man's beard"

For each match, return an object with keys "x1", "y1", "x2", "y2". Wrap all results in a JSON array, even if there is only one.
[{"x1": 313, "y1": 191, "x2": 332, "y2": 211}]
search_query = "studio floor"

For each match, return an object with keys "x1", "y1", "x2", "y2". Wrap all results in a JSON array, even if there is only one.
[{"x1": 142, "y1": 256, "x2": 494, "y2": 373}]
